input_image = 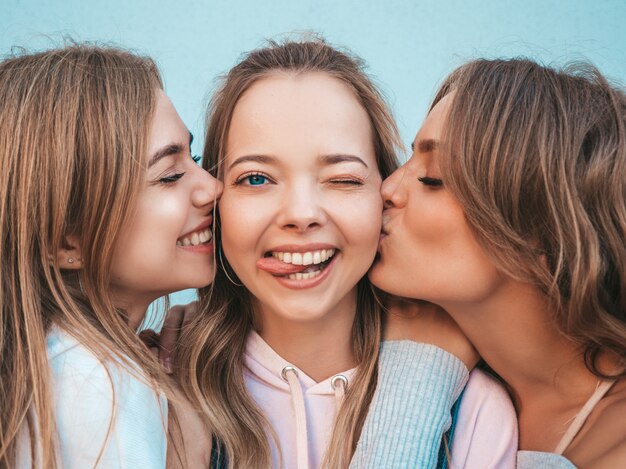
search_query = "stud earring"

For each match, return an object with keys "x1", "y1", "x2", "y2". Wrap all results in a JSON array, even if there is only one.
[{"x1": 67, "y1": 258, "x2": 75, "y2": 264}]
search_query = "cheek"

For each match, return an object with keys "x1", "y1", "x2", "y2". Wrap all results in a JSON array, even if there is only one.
[
  {"x1": 137, "y1": 194, "x2": 188, "y2": 238},
  {"x1": 404, "y1": 199, "x2": 502, "y2": 301},
  {"x1": 334, "y1": 190, "x2": 383, "y2": 252},
  {"x1": 111, "y1": 195, "x2": 186, "y2": 268},
  {"x1": 405, "y1": 192, "x2": 459, "y2": 243},
  {"x1": 219, "y1": 193, "x2": 269, "y2": 263},
  {"x1": 445, "y1": 223, "x2": 503, "y2": 297},
  {"x1": 404, "y1": 194, "x2": 468, "y2": 265}
]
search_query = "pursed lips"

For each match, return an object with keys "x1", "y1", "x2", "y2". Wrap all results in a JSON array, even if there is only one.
[{"x1": 381, "y1": 214, "x2": 392, "y2": 236}]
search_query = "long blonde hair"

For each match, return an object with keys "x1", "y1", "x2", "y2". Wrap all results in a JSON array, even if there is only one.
[
  {"x1": 0, "y1": 45, "x2": 180, "y2": 467},
  {"x1": 177, "y1": 38, "x2": 401, "y2": 468},
  {"x1": 434, "y1": 58, "x2": 626, "y2": 377}
]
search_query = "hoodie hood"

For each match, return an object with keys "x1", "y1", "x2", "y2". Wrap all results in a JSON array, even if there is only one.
[
  {"x1": 245, "y1": 330, "x2": 356, "y2": 394},
  {"x1": 244, "y1": 331, "x2": 356, "y2": 469}
]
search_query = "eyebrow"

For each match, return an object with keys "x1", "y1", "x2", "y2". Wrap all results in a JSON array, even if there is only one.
[
  {"x1": 228, "y1": 154, "x2": 277, "y2": 171},
  {"x1": 228, "y1": 153, "x2": 368, "y2": 171},
  {"x1": 148, "y1": 131, "x2": 194, "y2": 167},
  {"x1": 412, "y1": 139, "x2": 439, "y2": 153},
  {"x1": 321, "y1": 154, "x2": 369, "y2": 168}
]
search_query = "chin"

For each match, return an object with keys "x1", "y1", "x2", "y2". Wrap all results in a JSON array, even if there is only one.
[
  {"x1": 276, "y1": 306, "x2": 328, "y2": 323},
  {"x1": 368, "y1": 261, "x2": 391, "y2": 289},
  {"x1": 371, "y1": 271, "x2": 414, "y2": 300}
]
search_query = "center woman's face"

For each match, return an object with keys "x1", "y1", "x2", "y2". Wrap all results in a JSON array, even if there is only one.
[{"x1": 219, "y1": 72, "x2": 382, "y2": 322}]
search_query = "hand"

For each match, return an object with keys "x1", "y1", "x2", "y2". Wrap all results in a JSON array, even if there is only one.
[
  {"x1": 383, "y1": 296, "x2": 479, "y2": 370},
  {"x1": 138, "y1": 328, "x2": 161, "y2": 358},
  {"x1": 157, "y1": 300, "x2": 199, "y2": 374}
]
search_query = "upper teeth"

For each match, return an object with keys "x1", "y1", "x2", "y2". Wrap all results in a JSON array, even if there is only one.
[
  {"x1": 271, "y1": 249, "x2": 336, "y2": 266},
  {"x1": 177, "y1": 228, "x2": 212, "y2": 246}
]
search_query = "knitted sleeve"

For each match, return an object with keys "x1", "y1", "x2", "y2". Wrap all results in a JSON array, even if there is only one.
[{"x1": 350, "y1": 340, "x2": 469, "y2": 468}]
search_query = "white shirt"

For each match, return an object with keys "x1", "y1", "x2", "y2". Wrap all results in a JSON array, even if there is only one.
[{"x1": 18, "y1": 327, "x2": 167, "y2": 468}]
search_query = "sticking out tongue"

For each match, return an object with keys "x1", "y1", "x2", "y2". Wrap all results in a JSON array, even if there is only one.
[{"x1": 257, "y1": 256, "x2": 308, "y2": 275}]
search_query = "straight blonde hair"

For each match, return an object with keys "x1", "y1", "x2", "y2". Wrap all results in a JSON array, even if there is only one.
[
  {"x1": 177, "y1": 37, "x2": 401, "y2": 468},
  {"x1": 0, "y1": 45, "x2": 181, "y2": 468},
  {"x1": 434, "y1": 58, "x2": 626, "y2": 377}
]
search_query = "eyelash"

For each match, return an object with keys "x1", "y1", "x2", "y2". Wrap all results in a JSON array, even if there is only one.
[
  {"x1": 159, "y1": 172, "x2": 185, "y2": 184},
  {"x1": 418, "y1": 176, "x2": 443, "y2": 187},
  {"x1": 329, "y1": 178, "x2": 364, "y2": 186},
  {"x1": 233, "y1": 172, "x2": 273, "y2": 186},
  {"x1": 157, "y1": 154, "x2": 200, "y2": 185}
]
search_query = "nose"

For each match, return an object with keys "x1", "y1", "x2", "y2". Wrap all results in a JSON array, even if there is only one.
[
  {"x1": 381, "y1": 165, "x2": 408, "y2": 209},
  {"x1": 277, "y1": 181, "x2": 327, "y2": 232},
  {"x1": 191, "y1": 165, "x2": 223, "y2": 208}
]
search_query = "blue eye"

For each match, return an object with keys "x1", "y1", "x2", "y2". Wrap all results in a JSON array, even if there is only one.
[
  {"x1": 234, "y1": 172, "x2": 273, "y2": 187},
  {"x1": 246, "y1": 174, "x2": 267, "y2": 186}
]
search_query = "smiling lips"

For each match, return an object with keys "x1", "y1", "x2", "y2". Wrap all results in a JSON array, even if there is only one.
[
  {"x1": 176, "y1": 228, "x2": 213, "y2": 246},
  {"x1": 257, "y1": 248, "x2": 336, "y2": 278}
]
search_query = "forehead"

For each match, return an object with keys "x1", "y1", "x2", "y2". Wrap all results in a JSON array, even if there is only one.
[
  {"x1": 147, "y1": 90, "x2": 189, "y2": 153},
  {"x1": 234, "y1": 71, "x2": 365, "y2": 117},
  {"x1": 414, "y1": 93, "x2": 454, "y2": 143},
  {"x1": 226, "y1": 72, "x2": 375, "y2": 167}
]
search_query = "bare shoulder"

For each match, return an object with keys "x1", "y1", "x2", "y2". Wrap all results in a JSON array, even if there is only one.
[
  {"x1": 590, "y1": 441, "x2": 626, "y2": 469},
  {"x1": 567, "y1": 379, "x2": 626, "y2": 467}
]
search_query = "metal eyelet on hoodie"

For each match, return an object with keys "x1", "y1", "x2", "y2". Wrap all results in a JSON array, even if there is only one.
[
  {"x1": 330, "y1": 374, "x2": 348, "y2": 391},
  {"x1": 281, "y1": 365, "x2": 298, "y2": 381},
  {"x1": 331, "y1": 374, "x2": 348, "y2": 408}
]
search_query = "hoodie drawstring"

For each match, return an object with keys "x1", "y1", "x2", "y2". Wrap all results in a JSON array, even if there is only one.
[
  {"x1": 282, "y1": 366, "x2": 309, "y2": 469},
  {"x1": 282, "y1": 366, "x2": 349, "y2": 469}
]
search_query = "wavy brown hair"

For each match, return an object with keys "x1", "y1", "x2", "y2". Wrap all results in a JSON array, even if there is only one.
[
  {"x1": 433, "y1": 58, "x2": 626, "y2": 378},
  {"x1": 177, "y1": 38, "x2": 401, "y2": 468},
  {"x1": 0, "y1": 45, "x2": 182, "y2": 468}
]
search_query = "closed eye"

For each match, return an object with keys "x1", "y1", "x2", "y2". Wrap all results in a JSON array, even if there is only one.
[
  {"x1": 418, "y1": 176, "x2": 443, "y2": 187},
  {"x1": 159, "y1": 172, "x2": 185, "y2": 184},
  {"x1": 329, "y1": 178, "x2": 364, "y2": 185}
]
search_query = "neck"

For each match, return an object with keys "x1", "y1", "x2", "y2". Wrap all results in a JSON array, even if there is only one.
[
  {"x1": 110, "y1": 289, "x2": 155, "y2": 331},
  {"x1": 443, "y1": 280, "x2": 599, "y2": 412},
  {"x1": 254, "y1": 292, "x2": 357, "y2": 382}
]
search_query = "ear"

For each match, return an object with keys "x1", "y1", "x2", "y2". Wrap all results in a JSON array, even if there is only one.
[{"x1": 57, "y1": 234, "x2": 83, "y2": 270}]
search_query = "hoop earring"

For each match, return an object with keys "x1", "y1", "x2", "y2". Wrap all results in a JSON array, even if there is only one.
[{"x1": 218, "y1": 243, "x2": 243, "y2": 287}]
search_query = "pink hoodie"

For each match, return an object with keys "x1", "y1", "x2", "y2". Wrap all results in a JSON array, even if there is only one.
[{"x1": 244, "y1": 332, "x2": 518, "y2": 468}]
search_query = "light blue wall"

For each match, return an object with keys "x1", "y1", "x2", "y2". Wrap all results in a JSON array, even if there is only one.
[{"x1": 3, "y1": 0, "x2": 625, "y2": 308}]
